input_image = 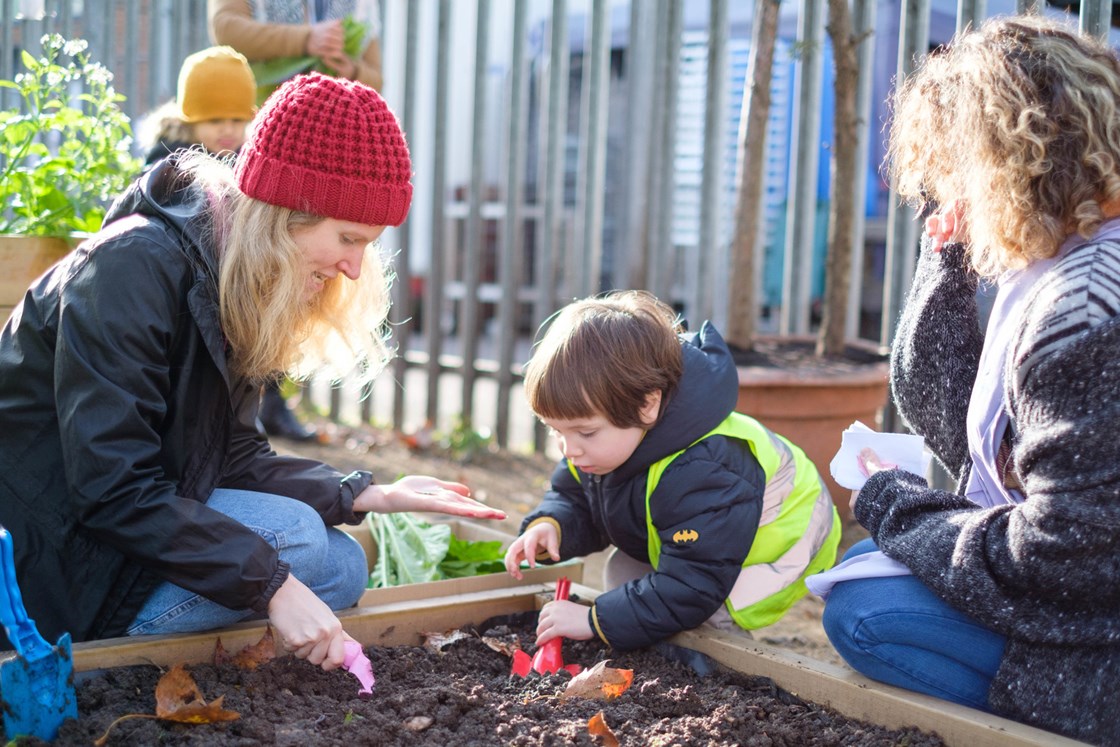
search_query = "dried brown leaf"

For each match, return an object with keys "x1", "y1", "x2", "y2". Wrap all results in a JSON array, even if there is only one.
[
  {"x1": 481, "y1": 635, "x2": 520, "y2": 657},
  {"x1": 588, "y1": 711, "x2": 620, "y2": 747},
  {"x1": 230, "y1": 625, "x2": 277, "y2": 670},
  {"x1": 155, "y1": 663, "x2": 240, "y2": 723},
  {"x1": 404, "y1": 715, "x2": 434, "y2": 731},
  {"x1": 560, "y1": 660, "x2": 634, "y2": 701},
  {"x1": 212, "y1": 637, "x2": 229, "y2": 667},
  {"x1": 422, "y1": 628, "x2": 471, "y2": 653},
  {"x1": 93, "y1": 661, "x2": 241, "y2": 745}
]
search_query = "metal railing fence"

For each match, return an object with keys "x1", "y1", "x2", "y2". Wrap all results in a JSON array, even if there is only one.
[{"x1": 1, "y1": 0, "x2": 1113, "y2": 452}]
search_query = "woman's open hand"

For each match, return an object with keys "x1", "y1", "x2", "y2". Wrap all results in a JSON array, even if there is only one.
[{"x1": 354, "y1": 475, "x2": 506, "y2": 520}]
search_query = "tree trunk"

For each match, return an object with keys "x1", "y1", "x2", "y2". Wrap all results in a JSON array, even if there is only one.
[
  {"x1": 817, "y1": 0, "x2": 860, "y2": 357},
  {"x1": 726, "y1": 0, "x2": 781, "y2": 352}
]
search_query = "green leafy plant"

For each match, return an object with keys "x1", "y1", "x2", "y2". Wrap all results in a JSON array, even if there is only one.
[
  {"x1": 249, "y1": 16, "x2": 368, "y2": 104},
  {"x1": 366, "y1": 513, "x2": 505, "y2": 589},
  {"x1": 439, "y1": 534, "x2": 506, "y2": 579},
  {"x1": 0, "y1": 35, "x2": 141, "y2": 237}
]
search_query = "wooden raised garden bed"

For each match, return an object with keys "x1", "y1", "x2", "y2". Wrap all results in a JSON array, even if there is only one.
[{"x1": 61, "y1": 583, "x2": 1088, "y2": 747}]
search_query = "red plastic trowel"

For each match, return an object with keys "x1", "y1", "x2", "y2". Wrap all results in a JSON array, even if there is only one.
[{"x1": 512, "y1": 576, "x2": 582, "y2": 677}]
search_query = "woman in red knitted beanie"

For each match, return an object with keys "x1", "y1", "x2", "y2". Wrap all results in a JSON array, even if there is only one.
[{"x1": 0, "y1": 72, "x2": 504, "y2": 671}]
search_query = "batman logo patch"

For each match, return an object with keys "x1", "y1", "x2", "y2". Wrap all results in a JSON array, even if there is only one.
[{"x1": 672, "y1": 529, "x2": 699, "y2": 543}]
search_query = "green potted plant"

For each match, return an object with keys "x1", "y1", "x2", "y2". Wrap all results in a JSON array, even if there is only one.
[
  {"x1": 0, "y1": 34, "x2": 142, "y2": 320},
  {"x1": 726, "y1": 0, "x2": 887, "y2": 515}
]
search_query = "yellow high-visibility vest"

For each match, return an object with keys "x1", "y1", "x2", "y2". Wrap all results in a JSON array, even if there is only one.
[{"x1": 569, "y1": 411, "x2": 840, "y2": 630}]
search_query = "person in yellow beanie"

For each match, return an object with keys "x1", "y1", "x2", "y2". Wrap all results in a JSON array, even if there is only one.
[
  {"x1": 138, "y1": 46, "x2": 257, "y2": 165},
  {"x1": 141, "y1": 45, "x2": 320, "y2": 441}
]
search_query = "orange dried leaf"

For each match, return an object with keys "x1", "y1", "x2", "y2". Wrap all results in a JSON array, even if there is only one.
[
  {"x1": 155, "y1": 663, "x2": 240, "y2": 724},
  {"x1": 560, "y1": 660, "x2": 634, "y2": 701},
  {"x1": 212, "y1": 637, "x2": 229, "y2": 666},
  {"x1": 230, "y1": 625, "x2": 277, "y2": 670},
  {"x1": 588, "y1": 711, "x2": 620, "y2": 747}
]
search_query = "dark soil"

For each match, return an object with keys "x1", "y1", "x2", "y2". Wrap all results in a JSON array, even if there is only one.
[{"x1": 35, "y1": 613, "x2": 945, "y2": 747}]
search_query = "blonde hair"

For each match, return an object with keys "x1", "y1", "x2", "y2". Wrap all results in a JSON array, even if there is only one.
[
  {"x1": 138, "y1": 100, "x2": 196, "y2": 151},
  {"x1": 180, "y1": 152, "x2": 394, "y2": 385},
  {"x1": 524, "y1": 290, "x2": 683, "y2": 429},
  {"x1": 887, "y1": 15, "x2": 1120, "y2": 277}
]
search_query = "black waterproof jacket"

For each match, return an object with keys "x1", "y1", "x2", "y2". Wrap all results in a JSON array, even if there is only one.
[
  {"x1": 0, "y1": 159, "x2": 371, "y2": 647},
  {"x1": 522, "y1": 324, "x2": 766, "y2": 650}
]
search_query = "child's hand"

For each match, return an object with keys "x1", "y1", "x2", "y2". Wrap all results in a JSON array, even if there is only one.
[
  {"x1": 503, "y1": 522, "x2": 559, "y2": 580},
  {"x1": 535, "y1": 599, "x2": 593, "y2": 646}
]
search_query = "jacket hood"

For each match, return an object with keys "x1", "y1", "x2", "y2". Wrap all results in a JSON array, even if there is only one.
[
  {"x1": 102, "y1": 157, "x2": 217, "y2": 279},
  {"x1": 611, "y1": 321, "x2": 740, "y2": 482}
]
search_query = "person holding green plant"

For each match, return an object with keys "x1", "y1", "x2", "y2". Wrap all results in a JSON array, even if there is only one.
[
  {"x1": 208, "y1": 0, "x2": 383, "y2": 99},
  {"x1": 0, "y1": 72, "x2": 505, "y2": 673},
  {"x1": 504, "y1": 291, "x2": 842, "y2": 652}
]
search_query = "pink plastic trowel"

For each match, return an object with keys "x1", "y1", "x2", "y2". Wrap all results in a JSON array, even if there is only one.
[{"x1": 343, "y1": 640, "x2": 375, "y2": 695}]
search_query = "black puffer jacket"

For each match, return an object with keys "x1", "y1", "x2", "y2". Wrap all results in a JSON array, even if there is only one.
[
  {"x1": 0, "y1": 158, "x2": 371, "y2": 647},
  {"x1": 522, "y1": 324, "x2": 766, "y2": 651}
]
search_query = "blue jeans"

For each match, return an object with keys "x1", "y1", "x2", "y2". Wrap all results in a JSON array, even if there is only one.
[
  {"x1": 127, "y1": 488, "x2": 368, "y2": 636},
  {"x1": 821, "y1": 538, "x2": 1007, "y2": 712}
]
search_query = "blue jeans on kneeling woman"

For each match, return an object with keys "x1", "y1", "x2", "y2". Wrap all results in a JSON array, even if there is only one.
[
  {"x1": 126, "y1": 488, "x2": 368, "y2": 636},
  {"x1": 821, "y1": 537, "x2": 1007, "y2": 712}
]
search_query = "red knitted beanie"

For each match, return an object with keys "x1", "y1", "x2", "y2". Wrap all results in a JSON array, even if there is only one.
[{"x1": 235, "y1": 72, "x2": 412, "y2": 226}]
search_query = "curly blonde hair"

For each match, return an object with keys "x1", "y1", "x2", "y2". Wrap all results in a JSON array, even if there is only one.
[
  {"x1": 887, "y1": 15, "x2": 1120, "y2": 277},
  {"x1": 181, "y1": 152, "x2": 394, "y2": 385}
]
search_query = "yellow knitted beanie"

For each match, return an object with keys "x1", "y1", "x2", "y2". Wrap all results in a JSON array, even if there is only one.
[{"x1": 176, "y1": 46, "x2": 256, "y2": 123}]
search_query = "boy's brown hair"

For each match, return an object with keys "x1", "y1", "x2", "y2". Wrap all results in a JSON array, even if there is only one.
[{"x1": 524, "y1": 290, "x2": 684, "y2": 428}]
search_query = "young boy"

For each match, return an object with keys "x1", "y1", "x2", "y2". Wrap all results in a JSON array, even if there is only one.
[{"x1": 505, "y1": 290, "x2": 841, "y2": 651}]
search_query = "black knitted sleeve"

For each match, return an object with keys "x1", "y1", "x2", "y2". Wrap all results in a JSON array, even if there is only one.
[{"x1": 888, "y1": 238, "x2": 982, "y2": 483}]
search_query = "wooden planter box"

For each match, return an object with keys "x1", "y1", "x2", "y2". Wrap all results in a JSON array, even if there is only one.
[
  {"x1": 735, "y1": 336, "x2": 890, "y2": 520},
  {"x1": 336, "y1": 517, "x2": 583, "y2": 606},
  {"x1": 0, "y1": 234, "x2": 73, "y2": 322},
  {"x1": 68, "y1": 583, "x2": 1086, "y2": 747}
]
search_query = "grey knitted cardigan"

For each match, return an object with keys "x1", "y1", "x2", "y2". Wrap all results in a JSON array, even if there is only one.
[{"x1": 858, "y1": 238, "x2": 1120, "y2": 746}]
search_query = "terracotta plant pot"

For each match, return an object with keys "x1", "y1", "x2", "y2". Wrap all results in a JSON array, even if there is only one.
[
  {"x1": 0, "y1": 235, "x2": 74, "y2": 323},
  {"x1": 734, "y1": 336, "x2": 889, "y2": 520}
]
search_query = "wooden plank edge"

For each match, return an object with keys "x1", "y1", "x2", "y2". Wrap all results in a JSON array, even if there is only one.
[
  {"x1": 70, "y1": 583, "x2": 555, "y2": 673},
  {"x1": 356, "y1": 559, "x2": 583, "y2": 607}
]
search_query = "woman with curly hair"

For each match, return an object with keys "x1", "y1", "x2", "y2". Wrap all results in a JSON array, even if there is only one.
[
  {"x1": 821, "y1": 15, "x2": 1120, "y2": 743},
  {"x1": 0, "y1": 72, "x2": 504, "y2": 671}
]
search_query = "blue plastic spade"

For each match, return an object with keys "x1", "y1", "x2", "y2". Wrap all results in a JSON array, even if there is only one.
[{"x1": 0, "y1": 525, "x2": 78, "y2": 741}]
